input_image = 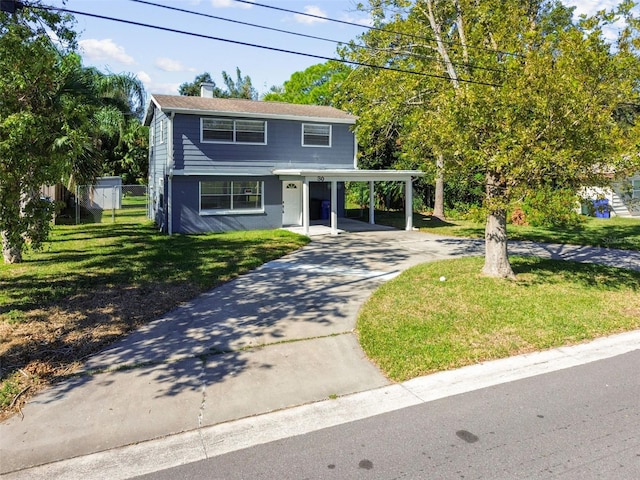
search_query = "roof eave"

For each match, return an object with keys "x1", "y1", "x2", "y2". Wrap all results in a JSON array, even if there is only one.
[
  {"x1": 153, "y1": 106, "x2": 356, "y2": 124},
  {"x1": 143, "y1": 95, "x2": 162, "y2": 126}
]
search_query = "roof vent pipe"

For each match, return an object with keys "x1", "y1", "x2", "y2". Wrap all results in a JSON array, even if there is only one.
[{"x1": 200, "y1": 82, "x2": 216, "y2": 98}]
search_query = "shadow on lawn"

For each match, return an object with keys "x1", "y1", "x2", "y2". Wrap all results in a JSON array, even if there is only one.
[{"x1": 510, "y1": 256, "x2": 640, "y2": 290}]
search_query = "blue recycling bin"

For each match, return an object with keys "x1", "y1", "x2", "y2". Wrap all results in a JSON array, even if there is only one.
[
  {"x1": 321, "y1": 200, "x2": 330, "y2": 220},
  {"x1": 593, "y1": 199, "x2": 610, "y2": 218}
]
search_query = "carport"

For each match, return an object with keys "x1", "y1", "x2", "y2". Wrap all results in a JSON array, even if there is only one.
[{"x1": 273, "y1": 168, "x2": 425, "y2": 235}]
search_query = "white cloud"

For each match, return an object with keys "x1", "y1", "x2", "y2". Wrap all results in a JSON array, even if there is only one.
[
  {"x1": 294, "y1": 5, "x2": 328, "y2": 24},
  {"x1": 155, "y1": 57, "x2": 193, "y2": 72},
  {"x1": 210, "y1": 0, "x2": 253, "y2": 8},
  {"x1": 137, "y1": 70, "x2": 181, "y2": 95},
  {"x1": 79, "y1": 39, "x2": 135, "y2": 65},
  {"x1": 562, "y1": 0, "x2": 634, "y2": 44},
  {"x1": 137, "y1": 71, "x2": 151, "y2": 84},
  {"x1": 340, "y1": 12, "x2": 373, "y2": 27},
  {"x1": 562, "y1": 0, "x2": 619, "y2": 17}
]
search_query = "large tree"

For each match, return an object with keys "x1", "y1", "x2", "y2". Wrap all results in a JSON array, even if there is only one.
[
  {"x1": 1, "y1": 3, "x2": 147, "y2": 263},
  {"x1": 263, "y1": 61, "x2": 352, "y2": 106},
  {"x1": 344, "y1": 0, "x2": 640, "y2": 278},
  {"x1": 0, "y1": 3, "x2": 77, "y2": 263}
]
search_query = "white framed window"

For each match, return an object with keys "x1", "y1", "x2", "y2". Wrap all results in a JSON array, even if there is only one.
[
  {"x1": 201, "y1": 118, "x2": 266, "y2": 144},
  {"x1": 200, "y1": 180, "x2": 264, "y2": 214},
  {"x1": 633, "y1": 179, "x2": 640, "y2": 199},
  {"x1": 302, "y1": 123, "x2": 331, "y2": 147},
  {"x1": 159, "y1": 120, "x2": 165, "y2": 144},
  {"x1": 149, "y1": 123, "x2": 155, "y2": 147}
]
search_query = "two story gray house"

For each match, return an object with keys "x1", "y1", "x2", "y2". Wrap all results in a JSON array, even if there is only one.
[{"x1": 144, "y1": 85, "x2": 422, "y2": 235}]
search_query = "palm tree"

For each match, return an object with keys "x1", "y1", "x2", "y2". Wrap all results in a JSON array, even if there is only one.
[{"x1": 55, "y1": 55, "x2": 146, "y2": 189}]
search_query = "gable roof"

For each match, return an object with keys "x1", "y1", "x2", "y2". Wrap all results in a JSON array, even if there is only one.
[{"x1": 144, "y1": 94, "x2": 357, "y2": 126}]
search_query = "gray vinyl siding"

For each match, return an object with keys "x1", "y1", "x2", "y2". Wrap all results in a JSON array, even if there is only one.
[
  {"x1": 172, "y1": 115, "x2": 355, "y2": 170},
  {"x1": 170, "y1": 176, "x2": 282, "y2": 233},
  {"x1": 148, "y1": 108, "x2": 169, "y2": 226}
]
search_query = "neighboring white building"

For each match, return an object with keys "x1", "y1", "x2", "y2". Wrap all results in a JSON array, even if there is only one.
[{"x1": 582, "y1": 175, "x2": 640, "y2": 217}]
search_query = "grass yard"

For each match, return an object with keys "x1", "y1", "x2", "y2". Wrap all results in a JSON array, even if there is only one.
[
  {"x1": 357, "y1": 256, "x2": 640, "y2": 382},
  {"x1": 0, "y1": 219, "x2": 309, "y2": 418}
]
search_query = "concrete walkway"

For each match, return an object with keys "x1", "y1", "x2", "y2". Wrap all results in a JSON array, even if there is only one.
[{"x1": 2, "y1": 222, "x2": 640, "y2": 477}]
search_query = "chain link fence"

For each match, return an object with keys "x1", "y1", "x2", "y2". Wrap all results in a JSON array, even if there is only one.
[{"x1": 75, "y1": 184, "x2": 148, "y2": 224}]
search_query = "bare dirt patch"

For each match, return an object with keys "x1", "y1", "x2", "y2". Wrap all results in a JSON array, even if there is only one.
[{"x1": 0, "y1": 281, "x2": 201, "y2": 421}]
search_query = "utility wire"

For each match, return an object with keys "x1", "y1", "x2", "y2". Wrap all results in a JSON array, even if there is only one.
[
  {"x1": 130, "y1": 0, "x2": 341, "y2": 47},
  {"x1": 233, "y1": 0, "x2": 522, "y2": 58},
  {"x1": 129, "y1": 0, "x2": 504, "y2": 75},
  {"x1": 39, "y1": 5, "x2": 502, "y2": 87}
]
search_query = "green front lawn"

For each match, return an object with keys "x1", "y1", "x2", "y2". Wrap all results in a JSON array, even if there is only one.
[{"x1": 358, "y1": 256, "x2": 640, "y2": 382}]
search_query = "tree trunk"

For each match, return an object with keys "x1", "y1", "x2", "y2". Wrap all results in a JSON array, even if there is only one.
[
  {"x1": 423, "y1": 0, "x2": 461, "y2": 89},
  {"x1": 432, "y1": 153, "x2": 445, "y2": 219},
  {"x1": 2, "y1": 231, "x2": 22, "y2": 264},
  {"x1": 453, "y1": 0, "x2": 470, "y2": 65},
  {"x1": 482, "y1": 209, "x2": 514, "y2": 279},
  {"x1": 482, "y1": 172, "x2": 515, "y2": 279}
]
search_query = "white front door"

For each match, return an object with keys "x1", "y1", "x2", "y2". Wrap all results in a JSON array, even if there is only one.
[{"x1": 282, "y1": 181, "x2": 302, "y2": 225}]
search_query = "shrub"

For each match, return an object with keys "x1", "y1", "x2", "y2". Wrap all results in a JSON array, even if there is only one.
[{"x1": 518, "y1": 188, "x2": 583, "y2": 228}]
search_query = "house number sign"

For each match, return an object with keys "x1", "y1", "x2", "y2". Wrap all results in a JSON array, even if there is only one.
[{"x1": 317, "y1": 176, "x2": 325, "y2": 182}]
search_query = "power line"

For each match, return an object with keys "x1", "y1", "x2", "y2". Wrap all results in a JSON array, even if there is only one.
[
  {"x1": 130, "y1": 0, "x2": 340, "y2": 47},
  {"x1": 129, "y1": 0, "x2": 504, "y2": 75},
  {"x1": 38, "y1": 4, "x2": 502, "y2": 87},
  {"x1": 233, "y1": 0, "x2": 522, "y2": 58}
]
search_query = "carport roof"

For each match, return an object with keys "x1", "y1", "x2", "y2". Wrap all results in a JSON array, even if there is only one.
[{"x1": 273, "y1": 168, "x2": 424, "y2": 182}]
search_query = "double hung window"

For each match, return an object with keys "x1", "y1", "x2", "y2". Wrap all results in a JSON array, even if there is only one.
[
  {"x1": 201, "y1": 118, "x2": 266, "y2": 144},
  {"x1": 302, "y1": 123, "x2": 331, "y2": 147}
]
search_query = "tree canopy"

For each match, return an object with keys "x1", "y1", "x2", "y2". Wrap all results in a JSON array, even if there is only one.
[
  {"x1": 179, "y1": 68, "x2": 257, "y2": 99},
  {"x1": 263, "y1": 61, "x2": 352, "y2": 106},
  {"x1": 342, "y1": 0, "x2": 640, "y2": 278}
]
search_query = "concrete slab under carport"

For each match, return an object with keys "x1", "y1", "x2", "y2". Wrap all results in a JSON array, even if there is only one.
[{"x1": 283, "y1": 217, "x2": 398, "y2": 236}]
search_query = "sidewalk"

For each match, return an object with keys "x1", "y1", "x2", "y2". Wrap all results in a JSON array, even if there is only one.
[{"x1": 2, "y1": 224, "x2": 640, "y2": 477}]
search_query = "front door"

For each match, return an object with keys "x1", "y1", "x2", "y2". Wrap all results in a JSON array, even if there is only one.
[{"x1": 282, "y1": 181, "x2": 302, "y2": 225}]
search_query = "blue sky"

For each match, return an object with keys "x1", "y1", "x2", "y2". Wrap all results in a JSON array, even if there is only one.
[{"x1": 46, "y1": 0, "x2": 631, "y2": 97}]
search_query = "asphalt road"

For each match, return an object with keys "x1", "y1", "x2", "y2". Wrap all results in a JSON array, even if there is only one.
[{"x1": 135, "y1": 350, "x2": 640, "y2": 480}]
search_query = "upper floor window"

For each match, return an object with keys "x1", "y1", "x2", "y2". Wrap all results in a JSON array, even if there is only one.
[
  {"x1": 302, "y1": 123, "x2": 331, "y2": 147},
  {"x1": 201, "y1": 118, "x2": 266, "y2": 144}
]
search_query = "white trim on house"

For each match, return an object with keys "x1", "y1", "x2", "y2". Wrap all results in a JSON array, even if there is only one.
[
  {"x1": 301, "y1": 123, "x2": 332, "y2": 148},
  {"x1": 272, "y1": 168, "x2": 422, "y2": 182},
  {"x1": 200, "y1": 117, "x2": 267, "y2": 145},
  {"x1": 199, "y1": 180, "x2": 265, "y2": 216}
]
